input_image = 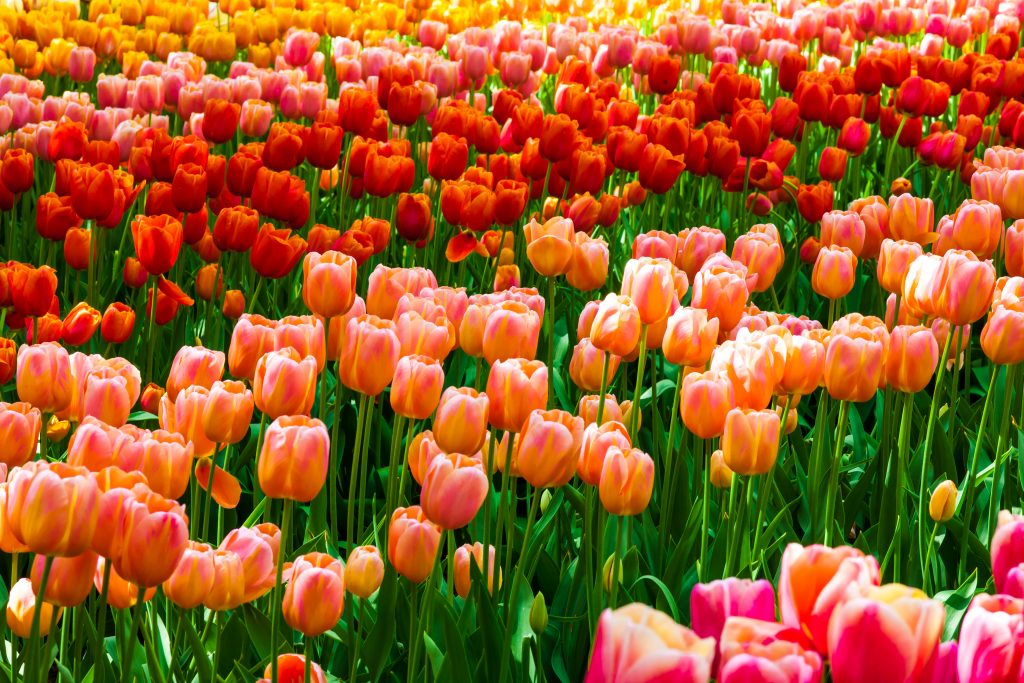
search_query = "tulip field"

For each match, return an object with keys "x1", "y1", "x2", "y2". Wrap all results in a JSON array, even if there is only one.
[{"x1": 5, "y1": 0, "x2": 1024, "y2": 680}]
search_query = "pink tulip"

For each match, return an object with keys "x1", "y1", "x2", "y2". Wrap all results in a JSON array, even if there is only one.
[
  {"x1": 718, "y1": 617, "x2": 822, "y2": 683},
  {"x1": 957, "y1": 594, "x2": 1023, "y2": 683}
]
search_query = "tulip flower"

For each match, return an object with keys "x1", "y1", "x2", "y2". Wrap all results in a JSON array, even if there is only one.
[
  {"x1": 162, "y1": 541, "x2": 216, "y2": 609},
  {"x1": 0, "y1": 402, "x2": 42, "y2": 467},
  {"x1": 518, "y1": 409, "x2": 585, "y2": 488},
  {"x1": 388, "y1": 506, "x2": 441, "y2": 584},
  {"x1": 31, "y1": 550, "x2": 97, "y2": 607},
  {"x1": 956, "y1": 593, "x2": 1024, "y2": 683},
  {"x1": 680, "y1": 370, "x2": 735, "y2": 439},
  {"x1": 569, "y1": 338, "x2": 621, "y2": 393},
  {"x1": 432, "y1": 386, "x2": 489, "y2": 455},
  {"x1": 717, "y1": 617, "x2": 822, "y2": 683},
  {"x1": 598, "y1": 447, "x2": 655, "y2": 516},
  {"x1": 487, "y1": 358, "x2": 548, "y2": 433},
  {"x1": 420, "y1": 454, "x2": 489, "y2": 529},
  {"x1": 690, "y1": 579, "x2": 776, "y2": 645},
  {"x1": 302, "y1": 251, "x2": 357, "y2": 319},
  {"x1": 220, "y1": 526, "x2": 278, "y2": 602},
  {"x1": 16, "y1": 342, "x2": 73, "y2": 413},
  {"x1": 823, "y1": 331, "x2": 885, "y2": 403},
  {"x1": 722, "y1": 408, "x2": 781, "y2": 476},
  {"x1": 338, "y1": 315, "x2": 401, "y2": 396},
  {"x1": 258, "y1": 416, "x2": 329, "y2": 503},
  {"x1": 884, "y1": 325, "x2": 939, "y2": 393},
  {"x1": 253, "y1": 347, "x2": 318, "y2": 419},
  {"x1": 228, "y1": 315, "x2": 278, "y2": 381},
  {"x1": 282, "y1": 552, "x2": 346, "y2": 636},
  {"x1": 454, "y1": 543, "x2": 500, "y2": 598},
  {"x1": 929, "y1": 480, "x2": 957, "y2": 523},
  {"x1": 131, "y1": 214, "x2": 183, "y2": 276},
  {"x1": 345, "y1": 546, "x2": 385, "y2": 599},
  {"x1": 7, "y1": 578, "x2": 60, "y2": 639},
  {"x1": 390, "y1": 355, "x2": 444, "y2": 421},
  {"x1": 6, "y1": 462, "x2": 100, "y2": 557},
  {"x1": 202, "y1": 380, "x2": 254, "y2": 445}
]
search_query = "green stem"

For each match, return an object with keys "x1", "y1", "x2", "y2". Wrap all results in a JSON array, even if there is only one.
[
  {"x1": 28, "y1": 556, "x2": 53, "y2": 683},
  {"x1": 823, "y1": 401, "x2": 851, "y2": 546},
  {"x1": 698, "y1": 440, "x2": 711, "y2": 581},
  {"x1": 346, "y1": 393, "x2": 370, "y2": 552},
  {"x1": 987, "y1": 364, "x2": 1018, "y2": 540},
  {"x1": 629, "y1": 326, "x2": 649, "y2": 440},
  {"x1": 269, "y1": 500, "x2": 294, "y2": 682},
  {"x1": 595, "y1": 353, "x2": 611, "y2": 426},
  {"x1": 916, "y1": 332, "x2": 954, "y2": 573}
]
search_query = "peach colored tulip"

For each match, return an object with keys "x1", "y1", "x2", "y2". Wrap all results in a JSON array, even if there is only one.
[
  {"x1": 7, "y1": 578, "x2": 60, "y2": 638},
  {"x1": 220, "y1": 525, "x2": 278, "y2": 602},
  {"x1": 338, "y1": 315, "x2": 401, "y2": 396},
  {"x1": 258, "y1": 415, "x2": 329, "y2": 503},
  {"x1": 482, "y1": 301, "x2": 541, "y2": 365},
  {"x1": 228, "y1": 314, "x2": 278, "y2": 380},
  {"x1": 680, "y1": 370, "x2": 735, "y2": 439},
  {"x1": 162, "y1": 541, "x2": 216, "y2": 609},
  {"x1": 202, "y1": 380, "x2": 254, "y2": 445},
  {"x1": 569, "y1": 338, "x2": 621, "y2": 393},
  {"x1": 31, "y1": 550, "x2": 97, "y2": 607},
  {"x1": 518, "y1": 409, "x2": 585, "y2": 488},
  {"x1": 0, "y1": 402, "x2": 41, "y2": 467},
  {"x1": 453, "y1": 542, "x2": 500, "y2": 598},
  {"x1": 6, "y1": 462, "x2": 99, "y2": 557},
  {"x1": 525, "y1": 216, "x2": 575, "y2": 277},
  {"x1": 16, "y1": 342, "x2": 72, "y2": 413},
  {"x1": 621, "y1": 257, "x2": 678, "y2": 325},
  {"x1": 388, "y1": 506, "x2": 441, "y2": 584},
  {"x1": 302, "y1": 250, "x2": 357, "y2": 319},
  {"x1": 283, "y1": 552, "x2": 346, "y2": 636},
  {"x1": 165, "y1": 345, "x2": 225, "y2": 402},
  {"x1": 346, "y1": 545, "x2": 385, "y2": 599},
  {"x1": 420, "y1": 453, "x2": 489, "y2": 530},
  {"x1": 662, "y1": 308, "x2": 720, "y2": 368},
  {"x1": 598, "y1": 446, "x2": 655, "y2": 516},
  {"x1": 253, "y1": 347, "x2": 318, "y2": 418},
  {"x1": 487, "y1": 358, "x2": 548, "y2": 433},
  {"x1": 590, "y1": 294, "x2": 642, "y2": 357},
  {"x1": 884, "y1": 325, "x2": 939, "y2": 393},
  {"x1": 722, "y1": 408, "x2": 780, "y2": 476}
]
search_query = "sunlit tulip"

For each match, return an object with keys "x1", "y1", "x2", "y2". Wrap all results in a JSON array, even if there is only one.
[
  {"x1": 0, "y1": 402, "x2": 41, "y2": 467},
  {"x1": 228, "y1": 315, "x2": 278, "y2": 381},
  {"x1": 779, "y1": 543, "x2": 880, "y2": 653},
  {"x1": 951, "y1": 200, "x2": 1002, "y2": 259},
  {"x1": 690, "y1": 578, "x2": 776, "y2": 645},
  {"x1": 338, "y1": 315, "x2": 401, "y2": 396},
  {"x1": 482, "y1": 301, "x2": 541, "y2": 365},
  {"x1": 346, "y1": 546, "x2": 385, "y2": 599},
  {"x1": 16, "y1": 342, "x2": 72, "y2": 413},
  {"x1": 680, "y1": 370, "x2": 735, "y2": 439},
  {"x1": 487, "y1": 359, "x2": 548, "y2": 433},
  {"x1": 258, "y1": 416, "x2": 329, "y2": 503},
  {"x1": 811, "y1": 246, "x2": 857, "y2": 300},
  {"x1": 929, "y1": 480, "x2": 957, "y2": 523},
  {"x1": 202, "y1": 380, "x2": 254, "y2": 445},
  {"x1": 6, "y1": 462, "x2": 99, "y2": 557},
  {"x1": 888, "y1": 194, "x2": 935, "y2": 244},
  {"x1": 432, "y1": 387, "x2": 489, "y2": 455},
  {"x1": 722, "y1": 408, "x2": 780, "y2": 476},
  {"x1": 778, "y1": 335, "x2": 825, "y2": 397},
  {"x1": 302, "y1": 251, "x2": 357, "y2": 319},
  {"x1": 692, "y1": 265, "x2": 749, "y2": 333},
  {"x1": 136, "y1": 430, "x2": 193, "y2": 500},
  {"x1": 877, "y1": 239, "x2": 924, "y2": 295},
  {"x1": 621, "y1": 257, "x2": 677, "y2": 325},
  {"x1": 828, "y1": 584, "x2": 943, "y2": 683},
  {"x1": 567, "y1": 232, "x2": 610, "y2": 292},
  {"x1": 578, "y1": 421, "x2": 631, "y2": 486},
  {"x1": 524, "y1": 217, "x2": 575, "y2": 277},
  {"x1": 114, "y1": 488, "x2": 189, "y2": 587},
  {"x1": 884, "y1": 325, "x2": 939, "y2": 393},
  {"x1": 31, "y1": 550, "x2": 97, "y2": 607},
  {"x1": 590, "y1": 294, "x2": 642, "y2": 357},
  {"x1": 662, "y1": 308, "x2": 719, "y2": 368},
  {"x1": 7, "y1": 578, "x2": 60, "y2": 638},
  {"x1": 584, "y1": 604, "x2": 715, "y2": 683},
  {"x1": 201, "y1": 548, "x2": 246, "y2": 612},
  {"x1": 366, "y1": 266, "x2": 438, "y2": 321},
  {"x1": 598, "y1": 447, "x2": 654, "y2": 516},
  {"x1": 162, "y1": 541, "x2": 216, "y2": 609},
  {"x1": 388, "y1": 506, "x2": 441, "y2": 584},
  {"x1": 569, "y1": 338, "x2": 621, "y2": 392},
  {"x1": 159, "y1": 386, "x2": 216, "y2": 458},
  {"x1": 517, "y1": 409, "x2": 585, "y2": 488},
  {"x1": 717, "y1": 617, "x2": 822, "y2": 683},
  {"x1": 390, "y1": 355, "x2": 444, "y2": 421},
  {"x1": 283, "y1": 552, "x2": 345, "y2": 636},
  {"x1": 165, "y1": 346, "x2": 225, "y2": 402},
  {"x1": 421, "y1": 454, "x2": 488, "y2": 529},
  {"x1": 981, "y1": 302, "x2": 1024, "y2": 365},
  {"x1": 956, "y1": 593, "x2": 1024, "y2": 683},
  {"x1": 258, "y1": 655, "x2": 327, "y2": 683},
  {"x1": 823, "y1": 332, "x2": 885, "y2": 403},
  {"x1": 220, "y1": 525, "x2": 278, "y2": 602},
  {"x1": 933, "y1": 250, "x2": 996, "y2": 326},
  {"x1": 253, "y1": 347, "x2": 318, "y2": 418}
]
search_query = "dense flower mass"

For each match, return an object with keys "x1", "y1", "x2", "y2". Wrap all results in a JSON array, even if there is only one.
[{"x1": 0, "y1": 0, "x2": 1024, "y2": 679}]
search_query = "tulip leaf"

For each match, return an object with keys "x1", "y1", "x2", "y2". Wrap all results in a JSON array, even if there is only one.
[
  {"x1": 629, "y1": 575, "x2": 679, "y2": 622},
  {"x1": 241, "y1": 604, "x2": 272, "y2": 662},
  {"x1": 422, "y1": 633, "x2": 443, "y2": 678},
  {"x1": 55, "y1": 660, "x2": 74, "y2": 683},
  {"x1": 436, "y1": 599, "x2": 473, "y2": 683},
  {"x1": 934, "y1": 570, "x2": 978, "y2": 640},
  {"x1": 179, "y1": 611, "x2": 214, "y2": 683},
  {"x1": 363, "y1": 567, "x2": 399, "y2": 683}
]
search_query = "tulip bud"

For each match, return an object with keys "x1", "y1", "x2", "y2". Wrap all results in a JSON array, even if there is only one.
[
  {"x1": 453, "y1": 542, "x2": 500, "y2": 598},
  {"x1": 929, "y1": 480, "x2": 957, "y2": 523},
  {"x1": 258, "y1": 416, "x2": 329, "y2": 503},
  {"x1": 529, "y1": 592, "x2": 548, "y2": 634},
  {"x1": 345, "y1": 546, "x2": 385, "y2": 599},
  {"x1": 709, "y1": 450, "x2": 733, "y2": 489},
  {"x1": 420, "y1": 454, "x2": 488, "y2": 530},
  {"x1": 7, "y1": 578, "x2": 61, "y2": 638}
]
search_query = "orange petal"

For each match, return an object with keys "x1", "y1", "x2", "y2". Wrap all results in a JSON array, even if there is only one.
[
  {"x1": 195, "y1": 459, "x2": 242, "y2": 509},
  {"x1": 158, "y1": 277, "x2": 196, "y2": 306},
  {"x1": 446, "y1": 232, "x2": 479, "y2": 263}
]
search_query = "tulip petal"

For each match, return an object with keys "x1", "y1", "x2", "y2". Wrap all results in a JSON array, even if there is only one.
[
  {"x1": 446, "y1": 232, "x2": 479, "y2": 263},
  {"x1": 195, "y1": 459, "x2": 242, "y2": 509},
  {"x1": 158, "y1": 277, "x2": 196, "y2": 306}
]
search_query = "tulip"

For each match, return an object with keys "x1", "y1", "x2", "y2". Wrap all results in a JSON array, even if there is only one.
[
  {"x1": 589, "y1": 294, "x2": 642, "y2": 357},
  {"x1": 481, "y1": 300, "x2": 541, "y2": 366},
  {"x1": 680, "y1": 370, "x2": 735, "y2": 439},
  {"x1": 824, "y1": 331, "x2": 885, "y2": 403},
  {"x1": 569, "y1": 338, "x2": 621, "y2": 393},
  {"x1": 131, "y1": 215, "x2": 183, "y2": 276},
  {"x1": 136, "y1": 430, "x2": 193, "y2": 500},
  {"x1": 114, "y1": 488, "x2": 190, "y2": 587},
  {"x1": 16, "y1": 342, "x2": 72, "y2": 413},
  {"x1": 159, "y1": 386, "x2": 216, "y2": 458},
  {"x1": 82, "y1": 368, "x2": 133, "y2": 428},
  {"x1": 933, "y1": 250, "x2": 996, "y2": 327},
  {"x1": 302, "y1": 251, "x2": 357, "y2": 319},
  {"x1": 578, "y1": 421, "x2": 631, "y2": 486},
  {"x1": 692, "y1": 265, "x2": 749, "y2": 333},
  {"x1": 100, "y1": 303, "x2": 135, "y2": 345},
  {"x1": 779, "y1": 543, "x2": 880, "y2": 653},
  {"x1": 6, "y1": 462, "x2": 100, "y2": 557},
  {"x1": 598, "y1": 446, "x2": 654, "y2": 516},
  {"x1": 0, "y1": 402, "x2": 42, "y2": 467},
  {"x1": 258, "y1": 416, "x2": 329, "y2": 503},
  {"x1": 366, "y1": 266, "x2": 438, "y2": 321},
  {"x1": 250, "y1": 224, "x2": 307, "y2": 278},
  {"x1": 253, "y1": 347, "x2": 318, "y2": 419},
  {"x1": 524, "y1": 217, "x2": 575, "y2": 277},
  {"x1": 212, "y1": 205, "x2": 260, "y2": 252},
  {"x1": 388, "y1": 506, "x2": 441, "y2": 584},
  {"x1": 454, "y1": 543, "x2": 500, "y2": 598},
  {"x1": 691, "y1": 579, "x2": 776, "y2": 646},
  {"x1": 884, "y1": 325, "x2": 939, "y2": 393},
  {"x1": 487, "y1": 358, "x2": 548, "y2": 433},
  {"x1": 828, "y1": 584, "x2": 944, "y2": 683},
  {"x1": 95, "y1": 558, "x2": 156, "y2": 609},
  {"x1": 31, "y1": 550, "x2": 97, "y2": 607},
  {"x1": 220, "y1": 526, "x2": 277, "y2": 602},
  {"x1": 395, "y1": 310, "x2": 456, "y2": 361},
  {"x1": 432, "y1": 386, "x2": 489, "y2": 455},
  {"x1": 516, "y1": 409, "x2": 585, "y2": 489},
  {"x1": 165, "y1": 346, "x2": 225, "y2": 402},
  {"x1": 199, "y1": 548, "x2": 246, "y2": 612},
  {"x1": 7, "y1": 578, "x2": 60, "y2": 638},
  {"x1": 778, "y1": 335, "x2": 825, "y2": 397},
  {"x1": 928, "y1": 480, "x2": 957, "y2": 523},
  {"x1": 662, "y1": 308, "x2": 720, "y2": 368},
  {"x1": 620, "y1": 257, "x2": 677, "y2": 325},
  {"x1": 710, "y1": 450, "x2": 734, "y2": 489},
  {"x1": 282, "y1": 552, "x2": 345, "y2": 636},
  {"x1": 338, "y1": 315, "x2": 401, "y2": 396},
  {"x1": 202, "y1": 380, "x2": 254, "y2": 445},
  {"x1": 811, "y1": 246, "x2": 857, "y2": 300},
  {"x1": 717, "y1": 617, "x2": 822, "y2": 683},
  {"x1": 721, "y1": 408, "x2": 781, "y2": 476},
  {"x1": 956, "y1": 593, "x2": 1024, "y2": 683},
  {"x1": 10, "y1": 266, "x2": 57, "y2": 318},
  {"x1": 991, "y1": 511, "x2": 1024, "y2": 594},
  {"x1": 345, "y1": 546, "x2": 385, "y2": 599},
  {"x1": 584, "y1": 604, "x2": 715, "y2": 683},
  {"x1": 420, "y1": 453, "x2": 489, "y2": 529},
  {"x1": 162, "y1": 541, "x2": 216, "y2": 609},
  {"x1": 888, "y1": 194, "x2": 935, "y2": 244},
  {"x1": 982, "y1": 302, "x2": 1024, "y2": 365},
  {"x1": 390, "y1": 355, "x2": 444, "y2": 421},
  {"x1": 877, "y1": 239, "x2": 923, "y2": 295},
  {"x1": 228, "y1": 315, "x2": 278, "y2": 381},
  {"x1": 567, "y1": 232, "x2": 610, "y2": 292}
]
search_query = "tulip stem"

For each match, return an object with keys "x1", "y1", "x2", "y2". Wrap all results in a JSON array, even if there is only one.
[
  {"x1": 384, "y1": 415, "x2": 406, "y2": 521},
  {"x1": 27, "y1": 555, "x2": 53, "y2": 683},
  {"x1": 328, "y1": 367, "x2": 344, "y2": 544},
  {"x1": 754, "y1": 396, "x2": 791, "y2": 571},
  {"x1": 823, "y1": 400, "x2": 850, "y2": 546},
  {"x1": 595, "y1": 353, "x2": 610, "y2": 427},
  {"x1": 916, "y1": 331, "x2": 953, "y2": 577},
  {"x1": 303, "y1": 635, "x2": 312, "y2": 683},
  {"x1": 545, "y1": 276, "x2": 556, "y2": 404},
  {"x1": 481, "y1": 429, "x2": 498, "y2": 604},
  {"x1": 95, "y1": 559, "x2": 112, "y2": 683},
  {"x1": 216, "y1": 445, "x2": 232, "y2": 543},
  {"x1": 269, "y1": 499, "x2": 293, "y2": 683},
  {"x1": 986, "y1": 363, "x2": 1017, "y2": 546},
  {"x1": 698, "y1": 439, "x2": 711, "y2": 582},
  {"x1": 658, "y1": 367, "x2": 685, "y2": 556},
  {"x1": 958, "y1": 364, "x2": 998, "y2": 581},
  {"x1": 608, "y1": 515, "x2": 624, "y2": 609},
  {"x1": 923, "y1": 522, "x2": 939, "y2": 594},
  {"x1": 145, "y1": 276, "x2": 158, "y2": 383},
  {"x1": 210, "y1": 611, "x2": 224, "y2": 683},
  {"x1": 346, "y1": 393, "x2": 370, "y2": 552},
  {"x1": 629, "y1": 326, "x2": 649, "y2": 440},
  {"x1": 886, "y1": 392, "x2": 915, "y2": 582},
  {"x1": 121, "y1": 588, "x2": 145, "y2": 683}
]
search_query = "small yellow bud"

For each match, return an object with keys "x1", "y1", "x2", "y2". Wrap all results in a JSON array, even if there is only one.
[
  {"x1": 929, "y1": 480, "x2": 957, "y2": 523},
  {"x1": 709, "y1": 449, "x2": 733, "y2": 489}
]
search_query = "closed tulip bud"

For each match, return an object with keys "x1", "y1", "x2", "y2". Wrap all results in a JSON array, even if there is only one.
[
  {"x1": 228, "y1": 315, "x2": 278, "y2": 381},
  {"x1": 421, "y1": 453, "x2": 488, "y2": 529},
  {"x1": 888, "y1": 194, "x2": 935, "y2": 244},
  {"x1": 258, "y1": 415, "x2": 329, "y2": 503},
  {"x1": 199, "y1": 548, "x2": 245, "y2": 611},
  {"x1": 6, "y1": 462, "x2": 99, "y2": 557},
  {"x1": 530, "y1": 592, "x2": 548, "y2": 634},
  {"x1": 680, "y1": 370, "x2": 735, "y2": 439},
  {"x1": 982, "y1": 302, "x2": 1024, "y2": 365},
  {"x1": 165, "y1": 346, "x2": 225, "y2": 402},
  {"x1": 16, "y1": 342, "x2": 73, "y2": 413},
  {"x1": 122, "y1": 257, "x2": 147, "y2": 288},
  {"x1": 219, "y1": 526, "x2": 278, "y2": 602},
  {"x1": 100, "y1": 303, "x2": 135, "y2": 345},
  {"x1": 589, "y1": 294, "x2": 642, "y2": 357},
  {"x1": 818, "y1": 146, "x2": 848, "y2": 182},
  {"x1": 690, "y1": 578, "x2": 776, "y2": 645},
  {"x1": 388, "y1": 506, "x2": 441, "y2": 584},
  {"x1": 820, "y1": 211, "x2": 866, "y2": 257},
  {"x1": 339, "y1": 315, "x2": 401, "y2": 396},
  {"x1": 450, "y1": 542, "x2": 500, "y2": 599},
  {"x1": 518, "y1": 409, "x2": 585, "y2": 488},
  {"x1": 60, "y1": 302, "x2": 101, "y2": 347},
  {"x1": 824, "y1": 331, "x2": 885, "y2": 403},
  {"x1": 779, "y1": 543, "x2": 880, "y2": 653},
  {"x1": 433, "y1": 386, "x2": 489, "y2": 455},
  {"x1": 202, "y1": 380, "x2": 253, "y2": 444},
  {"x1": 828, "y1": 584, "x2": 943, "y2": 683},
  {"x1": 0, "y1": 402, "x2": 41, "y2": 467},
  {"x1": 934, "y1": 250, "x2": 996, "y2": 326},
  {"x1": 31, "y1": 550, "x2": 97, "y2": 607},
  {"x1": 877, "y1": 239, "x2": 923, "y2": 295},
  {"x1": 569, "y1": 338, "x2": 621, "y2": 392},
  {"x1": 159, "y1": 386, "x2": 216, "y2": 458},
  {"x1": 482, "y1": 301, "x2": 541, "y2": 365},
  {"x1": 952, "y1": 200, "x2": 1002, "y2": 259},
  {"x1": 275, "y1": 316, "x2": 326, "y2": 372},
  {"x1": 584, "y1": 604, "x2": 715, "y2": 682},
  {"x1": 524, "y1": 217, "x2": 575, "y2": 277},
  {"x1": 7, "y1": 578, "x2": 60, "y2": 638},
  {"x1": 162, "y1": 541, "x2": 216, "y2": 609},
  {"x1": 811, "y1": 245, "x2": 857, "y2": 300},
  {"x1": 598, "y1": 446, "x2": 655, "y2": 516},
  {"x1": 388, "y1": 354, "x2": 443, "y2": 421},
  {"x1": 82, "y1": 369, "x2": 132, "y2": 428},
  {"x1": 576, "y1": 390, "x2": 622, "y2": 425},
  {"x1": 135, "y1": 431, "x2": 193, "y2": 500},
  {"x1": 131, "y1": 215, "x2": 183, "y2": 276},
  {"x1": 283, "y1": 552, "x2": 345, "y2": 636},
  {"x1": 884, "y1": 325, "x2": 939, "y2": 393},
  {"x1": 929, "y1": 480, "x2": 957, "y2": 523},
  {"x1": 662, "y1": 307, "x2": 720, "y2": 368},
  {"x1": 222, "y1": 291, "x2": 244, "y2": 319},
  {"x1": 487, "y1": 358, "x2": 548, "y2": 433},
  {"x1": 345, "y1": 546, "x2": 385, "y2": 599},
  {"x1": 710, "y1": 450, "x2": 733, "y2": 489},
  {"x1": 721, "y1": 408, "x2": 780, "y2": 476},
  {"x1": 140, "y1": 383, "x2": 165, "y2": 415},
  {"x1": 302, "y1": 251, "x2": 357, "y2": 319},
  {"x1": 253, "y1": 347, "x2": 318, "y2": 419}
]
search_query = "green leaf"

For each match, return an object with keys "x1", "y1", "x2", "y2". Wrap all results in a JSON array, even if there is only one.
[
  {"x1": 242, "y1": 604, "x2": 272, "y2": 662},
  {"x1": 934, "y1": 570, "x2": 979, "y2": 640},
  {"x1": 364, "y1": 567, "x2": 399, "y2": 682},
  {"x1": 629, "y1": 575, "x2": 680, "y2": 622},
  {"x1": 179, "y1": 611, "x2": 214, "y2": 683},
  {"x1": 435, "y1": 599, "x2": 473, "y2": 683},
  {"x1": 422, "y1": 633, "x2": 443, "y2": 678}
]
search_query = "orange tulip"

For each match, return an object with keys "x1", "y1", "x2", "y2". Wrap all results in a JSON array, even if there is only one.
[
  {"x1": 453, "y1": 543, "x2": 500, "y2": 598},
  {"x1": 202, "y1": 380, "x2": 254, "y2": 444},
  {"x1": 0, "y1": 402, "x2": 42, "y2": 467},
  {"x1": 114, "y1": 487, "x2": 189, "y2": 587},
  {"x1": 258, "y1": 655, "x2": 327, "y2": 683},
  {"x1": 578, "y1": 421, "x2": 632, "y2": 486},
  {"x1": 408, "y1": 430, "x2": 444, "y2": 486},
  {"x1": 283, "y1": 552, "x2": 345, "y2": 636},
  {"x1": 228, "y1": 314, "x2": 278, "y2": 381},
  {"x1": 524, "y1": 217, "x2": 575, "y2": 277},
  {"x1": 982, "y1": 302, "x2": 1024, "y2": 365},
  {"x1": 366, "y1": 265, "x2": 438, "y2": 320},
  {"x1": 589, "y1": 294, "x2": 642, "y2": 357},
  {"x1": 388, "y1": 506, "x2": 441, "y2": 584},
  {"x1": 620, "y1": 257, "x2": 678, "y2": 325},
  {"x1": 258, "y1": 415, "x2": 329, "y2": 502},
  {"x1": 162, "y1": 541, "x2": 216, "y2": 609},
  {"x1": 159, "y1": 386, "x2": 217, "y2": 458},
  {"x1": 486, "y1": 358, "x2": 548, "y2": 433},
  {"x1": 421, "y1": 453, "x2": 489, "y2": 529},
  {"x1": 876, "y1": 239, "x2": 923, "y2": 295},
  {"x1": 165, "y1": 345, "x2": 225, "y2": 402},
  {"x1": 778, "y1": 335, "x2": 826, "y2": 396},
  {"x1": 202, "y1": 548, "x2": 246, "y2": 611},
  {"x1": 274, "y1": 315, "x2": 326, "y2": 372},
  {"x1": 662, "y1": 307, "x2": 720, "y2": 368},
  {"x1": 824, "y1": 331, "x2": 885, "y2": 402},
  {"x1": 100, "y1": 303, "x2": 135, "y2": 345},
  {"x1": 302, "y1": 250, "x2": 358, "y2": 319},
  {"x1": 811, "y1": 245, "x2": 857, "y2": 300},
  {"x1": 136, "y1": 430, "x2": 194, "y2": 500},
  {"x1": 345, "y1": 546, "x2": 385, "y2": 599},
  {"x1": 395, "y1": 310, "x2": 456, "y2": 361},
  {"x1": 884, "y1": 325, "x2": 939, "y2": 393},
  {"x1": 569, "y1": 338, "x2": 621, "y2": 392},
  {"x1": 691, "y1": 265, "x2": 749, "y2": 333},
  {"x1": 517, "y1": 409, "x2": 585, "y2": 488},
  {"x1": 598, "y1": 444, "x2": 655, "y2": 517},
  {"x1": 6, "y1": 462, "x2": 99, "y2": 556},
  {"x1": 721, "y1": 408, "x2": 781, "y2": 476},
  {"x1": 195, "y1": 459, "x2": 242, "y2": 509},
  {"x1": 680, "y1": 370, "x2": 735, "y2": 439},
  {"x1": 16, "y1": 342, "x2": 73, "y2": 413},
  {"x1": 566, "y1": 232, "x2": 610, "y2": 292},
  {"x1": 482, "y1": 301, "x2": 541, "y2": 365},
  {"x1": 31, "y1": 550, "x2": 97, "y2": 607},
  {"x1": 60, "y1": 302, "x2": 102, "y2": 347},
  {"x1": 732, "y1": 232, "x2": 784, "y2": 292},
  {"x1": 710, "y1": 450, "x2": 734, "y2": 489},
  {"x1": 94, "y1": 558, "x2": 156, "y2": 609},
  {"x1": 888, "y1": 194, "x2": 935, "y2": 244},
  {"x1": 82, "y1": 368, "x2": 133, "y2": 428},
  {"x1": 390, "y1": 355, "x2": 444, "y2": 421},
  {"x1": 933, "y1": 249, "x2": 996, "y2": 326},
  {"x1": 219, "y1": 526, "x2": 277, "y2": 602},
  {"x1": 338, "y1": 315, "x2": 401, "y2": 396},
  {"x1": 433, "y1": 387, "x2": 489, "y2": 455},
  {"x1": 253, "y1": 347, "x2": 318, "y2": 418}
]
